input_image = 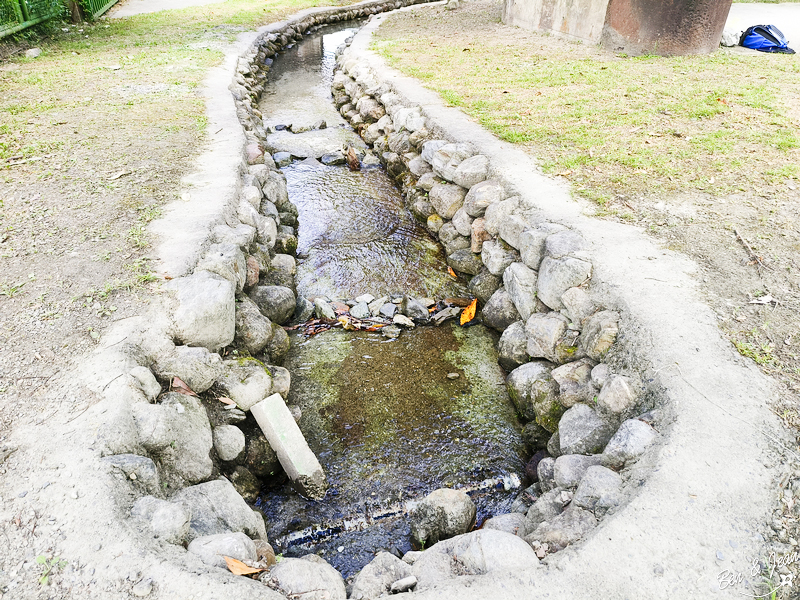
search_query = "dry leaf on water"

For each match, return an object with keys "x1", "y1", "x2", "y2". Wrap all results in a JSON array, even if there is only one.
[
  {"x1": 224, "y1": 556, "x2": 264, "y2": 576},
  {"x1": 171, "y1": 377, "x2": 197, "y2": 397},
  {"x1": 460, "y1": 298, "x2": 477, "y2": 325}
]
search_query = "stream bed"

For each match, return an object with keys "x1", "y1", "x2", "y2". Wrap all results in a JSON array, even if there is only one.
[{"x1": 255, "y1": 22, "x2": 528, "y2": 577}]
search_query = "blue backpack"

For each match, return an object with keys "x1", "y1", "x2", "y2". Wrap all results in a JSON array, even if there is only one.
[{"x1": 740, "y1": 24, "x2": 795, "y2": 54}]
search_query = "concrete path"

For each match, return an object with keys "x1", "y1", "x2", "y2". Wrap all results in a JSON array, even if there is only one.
[
  {"x1": 107, "y1": 0, "x2": 228, "y2": 19},
  {"x1": 727, "y1": 2, "x2": 800, "y2": 45}
]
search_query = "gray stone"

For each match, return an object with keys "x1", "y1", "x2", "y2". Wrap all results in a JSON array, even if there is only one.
[
  {"x1": 229, "y1": 465, "x2": 261, "y2": 504},
  {"x1": 597, "y1": 374, "x2": 637, "y2": 416},
  {"x1": 558, "y1": 404, "x2": 615, "y2": 455},
  {"x1": 545, "y1": 230, "x2": 590, "y2": 259},
  {"x1": 267, "y1": 323, "x2": 290, "y2": 365},
  {"x1": 527, "y1": 505, "x2": 597, "y2": 552},
  {"x1": 591, "y1": 363, "x2": 611, "y2": 388},
  {"x1": 579, "y1": 310, "x2": 620, "y2": 360},
  {"x1": 444, "y1": 235, "x2": 471, "y2": 256},
  {"x1": 393, "y1": 314, "x2": 415, "y2": 328},
  {"x1": 314, "y1": 298, "x2": 336, "y2": 320},
  {"x1": 295, "y1": 296, "x2": 314, "y2": 322},
  {"x1": 402, "y1": 296, "x2": 431, "y2": 323},
  {"x1": 482, "y1": 512, "x2": 528, "y2": 537},
  {"x1": 213, "y1": 425, "x2": 245, "y2": 462},
  {"x1": 553, "y1": 454, "x2": 603, "y2": 489},
  {"x1": 355, "y1": 293, "x2": 375, "y2": 304},
  {"x1": 129, "y1": 366, "x2": 161, "y2": 402},
  {"x1": 25, "y1": 47, "x2": 41, "y2": 58},
  {"x1": 410, "y1": 197, "x2": 436, "y2": 222},
  {"x1": 537, "y1": 256, "x2": 592, "y2": 311},
  {"x1": 267, "y1": 365, "x2": 291, "y2": 398},
  {"x1": 217, "y1": 359, "x2": 272, "y2": 412},
  {"x1": 321, "y1": 151, "x2": 346, "y2": 166},
  {"x1": 251, "y1": 394, "x2": 328, "y2": 500},
  {"x1": 196, "y1": 243, "x2": 246, "y2": 293},
  {"x1": 350, "y1": 302, "x2": 371, "y2": 319},
  {"x1": 359, "y1": 97, "x2": 385, "y2": 122},
  {"x1": 250, "y1": 285, "x2": 296, "y2": 325},
  {"x1": 525, "y1": 312, "x2": 569, "y2": 364},
  {"x1": 266, "y1": 556, "x2": 346, "y2": 600},
  {"x1": 131, "y1": 496, "x2": 191, "y2": 545},
  {"x1": 463, "y1": 180, "x2": 504, "y2": 218},
  {"x1": 132, "y1": 578, "x2": 153, "y2": 597},
  {"x1": 379, "y1": 303, "x2": 398, "y2": 319},
  {"x1": 498, "y1": 215, "x2": 529, "y2": 250},
  {"x1": 481, "y1": 240, "x2": 515, "y2": 276},
  {"x1": 418, "y1": 171, "x2": 438, "y2": 191},
  {"x1": 573, "y1": 465, "x2": 622, "y2": 516},
  {"x1": 452, "y1": 155, "x2": 489, "y2": 189},
  {"x1": 420, "y1": 140, "x2": 447, "y2": 164},
  {"x1": 132, "y1": 393, "x2": 213, "y2": 485},
  {"x1": 438, "y1": 222, "x2": 460, "y2": 244},
  {"x1": 552, "y1": 358, "x2": 596, "y2": 408},
  {"x1": 484, "y1": 197, "x2": 519, "y2": 236},
  {"x1": 601, "y1": 418, "x2": 658, "y2": 469},
  {"x1": 391, "y1": 576, "x2": 418, "y2": 593},
  {"x1": 368, "y1": 296, "x2": 389, "y2": 316},
  {"x1": 547, "y1": 429, "x2": 562, "y2": 458},
  {"x1": 273, "y1": 152, "x2": 292, "y2": 167},
  {"x1": 537, "y1": 457, "x2": 556, "y2": 492},
  {"x1": 447, "y1": 249, "x2": 482, "y2": 276},
  {"x1": 468, "y1": 268, "x2": 501, "y2": 304},
  {"x1": 506, "y1": 361, "x2": 561, "y2": 432},
  {"x1": 187, "y1": 532, "x2": 256, "y2": 569},
  {"x1": 239, "y1": 201, "x2": 277, "y2": 249},
  {"x1": 241, "y1": 184, "x2": 262, "y2": 209},
  {"x1": 482, "y1": 288, "x2": 521, "y2": 332},
  {"x1": 234, "y1": 295, "x2": 273, "y2": 356},
  {"x1": 409, "y1": 488, "x2": 476, "y2": 547},
  {"x1": 152, "y1": 345, "x2": 223, "y2": 394},
  {"x1": 498, "y1": 320, "x2": 529, "y2": 371},
  {"x1": 351, "y1": 552, "x2": 412, "y2": 600},
  {"x1": 518, "y1": 223, "x2": 566, "y2": 269},
  {"x1": 213, "y1": 223, "x2": 256, "y2": 250},
  {"x1": 381, "y1": 325, "x2": 402, "y2": 339},
  {"x1": 451, "y1": 207, "x2": 473, "y2": 237},
  {"x1": 525, "y1": 487, "x2": 569, "y2": 530},
  {"x1": 245, "y1": 434, "x2": 280, "y2": 478},
  {"x1": 165, "y1": 271, "x2": 235, "y2": 351},
  {"x1": 362, "y1": 123, "x2": 383, "y2": 145},
  {"x1": 503, "y1": 262, "x2": 538, "y2": 321},
  {"x1": 263, "y1": 171, "x2": 290, "y2": 207},
  {"x1": 275, "y1": 230, "x2": 297, "y2": 256},
  {"x1": 248, "y1": 163, "x2": 270, "y2": 187},
  {"x1": 430, "y1": 143, "x2": 472, "y2": 181},
  {"x1": 429, "y1": 183, "x2": 466, "y2": 219},
  {"x1": 102, "y1": 454, "x2": 160, "y2": 494},
  {"x1": 411, "y1": 530, "x2": 538, "y2": 589},
  {"x1": 172, "y1": 478, "x2": 266, "y2": 542},
  {"x1": 561, "y1": 287, "x2": 596, "y2": 326}
]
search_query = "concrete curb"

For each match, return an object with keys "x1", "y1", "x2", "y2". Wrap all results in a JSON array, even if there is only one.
[{"x1": 340, "y1": 9, "x2": 788, "y2": 597}]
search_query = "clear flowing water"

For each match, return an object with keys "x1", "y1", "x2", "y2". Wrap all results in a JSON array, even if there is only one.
[{"x1": 255, "y1": 23, "x2": 528, "y2": 577}]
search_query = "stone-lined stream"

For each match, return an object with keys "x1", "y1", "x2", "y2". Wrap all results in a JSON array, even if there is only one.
[{"x1": 255, "y1": 23, "x2": 528, "y2": 577}]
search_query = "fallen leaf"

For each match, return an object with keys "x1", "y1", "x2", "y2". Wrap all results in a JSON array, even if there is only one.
[
  {"x1": 448, "y1": 266, "x2": 457, "y2": 278},
  {"x1": 556, "y1": 170, "x2": 573, "y2": 177},
  {"x1": 224, "y1": 556, "x2": 264, "y2": 576},
  {"x1": 749, "y1": 294, "x2": 776, "y2": 305},
  {"x1": 217, "y1": 396, "x2": 235, "y2": 406},
  {"x1": 108, "y1": 170, "x2": 131, "y2": 180},
  {"x1": 460, "y1": 298, "x2": 477, "y2": 325},
  {"x1": 172, "y1": 377, "x2": 197, "y2": 397}
]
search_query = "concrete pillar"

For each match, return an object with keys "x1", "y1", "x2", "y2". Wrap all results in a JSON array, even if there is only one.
[{"x1": 250, "y1": 393, "x2": 328, "y2": 501}]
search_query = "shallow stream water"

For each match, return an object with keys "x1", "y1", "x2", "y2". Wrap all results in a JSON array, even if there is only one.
[{"x1": 256, "y1": 23, "x2": 528, "y2": 577}]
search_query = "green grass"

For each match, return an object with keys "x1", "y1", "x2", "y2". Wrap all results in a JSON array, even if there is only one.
[{"x1": 372, "y1": 5, "x2": 800, "y2": 203}]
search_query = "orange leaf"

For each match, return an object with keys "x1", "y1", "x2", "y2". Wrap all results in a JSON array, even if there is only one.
[
  {"x1": 224, "y1": 556, "x2": 264, "y2": 576},
  {"x1": 217, "y1": 396, "x2": 235, "y2": 406},
  {"x1": 172, "y1": 376, "x2": 197, "y2": 397},
  {"x1": 460, "y1": 298, "x2": 477, "y2": 325},
  {"x1": 447, "y1": 266, "x2": 457, "y2": 278}
]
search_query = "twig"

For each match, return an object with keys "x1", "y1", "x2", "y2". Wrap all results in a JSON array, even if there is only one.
[{"x1": 734, "y1": 228, "x2": 771, "y2": 272}]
